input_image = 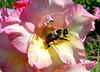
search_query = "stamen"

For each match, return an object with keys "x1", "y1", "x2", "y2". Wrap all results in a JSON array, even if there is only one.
[
  {"x1": 47, "y1": 15, "x2": 54, "y2": 22},
  {"x1": 44, "y1": 15, "x2": 54, "y2": 27}
]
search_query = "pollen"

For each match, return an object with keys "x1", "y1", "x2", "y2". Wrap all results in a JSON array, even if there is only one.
[{"x1": 49, "y1": 42, "x2": 54, "y2": 45}]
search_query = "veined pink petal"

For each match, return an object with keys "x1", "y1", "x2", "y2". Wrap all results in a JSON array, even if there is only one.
[
  {"x1": 3, "y1": 23, "x2": 31, "y2": 53},
  {"x1": 20, "y1": 0, "x2": 74, "y2": 33},
  {"x1": 94, "y1": 7, "x2": 100, "y2": 18},
  {"x1": 28, "y1": 35, "x2": 65, "y2": 70},
  {"x1": 67, "y1": 4, "x2": 99, "y2": 42},
  {"x1": 54, "y1": 60, "x2": 97, "y2": 72},
  {"x1": 7, "y1": 8, "x2": 23, "y2": 23},
  {"x1": 0, "y1": 32, "x2": 36, "y2": 72},
  {"x1": 0, "y1": 32, "x2": 17, "y2": 51},
  {"x1": 1, "y1": 54, "x2": 37, "y2": 72},
  {"x1": 0, "y1": 32, "x2": 26, "y2": 68},
  {"x1": 53, "y1": 33, "x2": 85, "y2": 65}
]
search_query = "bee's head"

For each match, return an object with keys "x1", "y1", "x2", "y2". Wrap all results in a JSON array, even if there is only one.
[
  {"x1": 56, "y1": 29, "x2": 62, "y2": 35},
  {"x1": 63, "y1": 29, "x2": 68, "y2": 35}
]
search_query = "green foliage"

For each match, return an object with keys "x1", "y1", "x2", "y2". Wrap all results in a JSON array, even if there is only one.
[
  {"x1": 73, "y1": 0, "x2": 100, "y2": 14},
  {"x1": 84, "y1": 33, "x2": 100, "y2": 72},
  {"x1": 73, "y1": 0, "x2": 100, "y2": 72},
  {"x1": 0, "y1": 0, "x2": 17, "y2": 9}
]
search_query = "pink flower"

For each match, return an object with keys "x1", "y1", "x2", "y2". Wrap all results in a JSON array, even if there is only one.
[
  {"x1": 94, "y1": 7, "x2": 100, "y2": 18},
  {"x1": 0, "y1": 8, "x2": 37, "y2": 72},
  {"x1": 54, "y1": 60, "x2": 97, "y2": 72},
  {"x1": 0, "y1": 0, "x2": 100, "y2": 71}
]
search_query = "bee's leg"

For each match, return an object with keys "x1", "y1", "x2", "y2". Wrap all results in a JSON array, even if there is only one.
[
  {"x1": 64, "y1": 35, "x2": 68, "y2": 37},
  {"x1": 47, "y1": 45, "x2": 50, "y2": 49},
  {"x1": 59, "y1": 38, "x2": 69, "y2": 41}
]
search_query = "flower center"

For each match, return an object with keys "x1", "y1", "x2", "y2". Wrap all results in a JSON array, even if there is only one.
[{"x1": 42, "y1": 15, "x2": 70, "y2": 49}]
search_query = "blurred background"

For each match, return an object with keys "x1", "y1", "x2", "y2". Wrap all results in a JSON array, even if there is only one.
[{"x1": 0, "y1": 0, "x2": 100, "y2": 72}]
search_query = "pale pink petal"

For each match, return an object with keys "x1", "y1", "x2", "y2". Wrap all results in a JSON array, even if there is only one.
[
  {"x1": 94, "y1": 7, "x2": 100, "y2": 18},
  {"x1": 0, "y1": 47, "x2": 24, "y2": 69},
  {"x1": 0, "y1": 32, "x2": 35, "y2": 71},
  {"x1": 7, "y1": 8, "x2": 23, "y2": 23},
  {"x1": 28, "y1": 35, "x2": 65, "y2": 70},
  {"x1": 0, "y1": 8, "x2": 14, "y2": 33},
  {"x1": 0, "y1": 17, "x2": 7, "y2": 33},
  {"x1": 0, "y1": 48, "x2": 11, "y2": 68},
  {"x1": 0, "y1": 8, "x2": 33, "y2": 53},
  {"x1": 0, "y1": 33, "x2": 25, "y2": 68},
  {"x1": 48, "y1": 13, "x2": 68, "y2": 28},
  {"x1": 24, "y1": 59, "x2": 38, "y2": 72},
  {"x1": 0, "y1": 7, "x2": 14, "y2": 18},
  {"x1": 55, "y1": 60, "x2": 97, "y2": 72},
  {"x1": 2, "y1": 23, "x2": 31, "y2": 53},
  {"x1": 53, "y1": 33, "x2": 85, "y2": 65},
  {"x1": 20, "y1": 0, "x2": 73, "y2": 33},
  {"x1": 0, "y1": 48, "x2": 37, "y2": 72},
  {"x1": 6, "y1": 8, "x2": 35, "y2": 33},
  {"x1": 28, "y1": 0, "x2": 74, "y2": 14},
  {"x1": 0, "y1": 32, "x2": 17, "y2": 51},
  {"x1": 46, "y1": 8, "x2": 74, "y2": 28},
  {"x1": 67, "y1": 4, "x2": 99, "y2": 42},
  {"x1": 1, "y1": 54, "x2": 37, "y2": 72}
]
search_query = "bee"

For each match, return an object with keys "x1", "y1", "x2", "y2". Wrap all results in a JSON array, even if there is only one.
[{"x1": 46, "y1": 28, "x2": 69, "y2": 48}]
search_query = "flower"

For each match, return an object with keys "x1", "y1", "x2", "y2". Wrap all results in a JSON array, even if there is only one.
[
  {"x1": 0, "y1": 0, "x2": 100, "y2": 72},
  {"x1": 53, "y1": 60, "x2": 97, "y2": 72},
  {"x1": 0, "y1": 7, "x2": 37, "y2": 72}
]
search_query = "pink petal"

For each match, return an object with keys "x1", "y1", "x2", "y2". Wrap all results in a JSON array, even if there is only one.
[
  {"x1": 53, "y1": 33, "x2": 85, "y2": 65},
  {"x1": 67, "y1": 4, "x2": 99, "y2": 42},
  {"x1": 1, "y1": 54, "x2": 37, "y2": 72},
  {"x1": 28, "y1": 35, "x2": 65, "y2": 70},
  {"x1": 0, "y1": 32, "x2": 36, "y2": 71},
  {"x1": 0, "y1": 7, "x2": 14, "y2": 18},
  {"x1": 94, "y1": 7, "x2": 100, "y2": 18},
  {"x1": 7, "y1": 8, "x2": 23, "y2": 23},
  {"x1": 0, "y1": 32, "x2": 25, "y2": 68},
  {"x1": 54, "y1": 60, "x2": 97, "y2": 72},
  {"x1": 0, "y1": 8, "x2": 14, "y2": 33},
  {"x1": 3, "y1": 24, "x2": 31, "y2": 53},
  {"x1": 0, "y1": 48, "x2": 11, "y2": 68},
  {"x1": 0, "y1": 32, "x2": 17, "y2": 51},
  {"x1": 20, "y1": 0, "x2": 74, "y2": 33},
  {"x1": 0, "y1": 8, "x2": 33, "y2": 53}
]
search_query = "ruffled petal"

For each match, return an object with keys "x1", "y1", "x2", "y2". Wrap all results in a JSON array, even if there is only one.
[
  {"x1": 28, "y1": 34, "x2": 65, "y2": 70},
  {"x1": 0, "y1": 32, "x2": 17, "y2": 51},
  {"x1": 20, "y1": 0, "x2": 73, "y2": 33},
  {"x1": 6, "y1": 9, "x2": 22, "y2": 23},
  {"x1": 0, "y1": 48, "x2": 11, "y2": 68},
  {"x1": 1, "y1": 54, "x2": 37, "y2": 72},
  {"x1": 67, "y1": 4, "x2": 99, "y2": 42},
  {"x1": 53, "y1": 33, "x2": 85, "y2": 65},
  {"x1": 2, "y1": 23, "x2": 31, "y2": 53},
  {"x1": 0, "y1": 7, "x2": 14, "y2": 18},
  {"x1": 54, "y1": 60, "x2": 97, "y2": 72},
  {"x1": 94, "y1": 7, "x2": 100, "y2": 18},
  {"x1": 0, "y1": 32, "x2": 25, "y2": 68},
  {"x1": 0, "y1": 8, "x2": 14, "y2": 32}
]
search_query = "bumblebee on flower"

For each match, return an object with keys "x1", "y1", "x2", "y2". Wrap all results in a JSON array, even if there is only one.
[{"x1": 0, "y1": 0, "x2": 100, "y2": 72}]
